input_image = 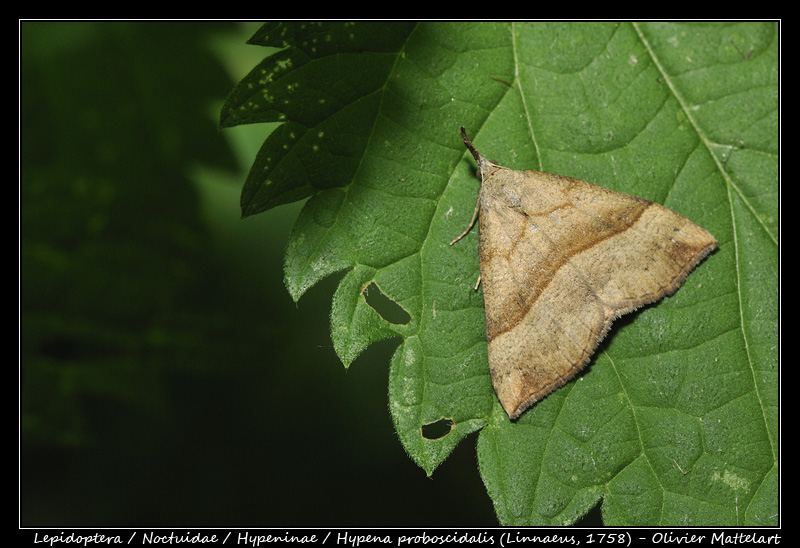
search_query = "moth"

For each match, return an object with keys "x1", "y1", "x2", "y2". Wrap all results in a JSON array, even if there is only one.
[{"x1": 452, "y1": 127, "x2": 717, "y2": 420}]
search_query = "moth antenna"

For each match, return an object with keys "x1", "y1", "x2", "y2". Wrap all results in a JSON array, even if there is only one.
[{"x1": 459, "y1": 127, "x2": 483, "y2": 165}]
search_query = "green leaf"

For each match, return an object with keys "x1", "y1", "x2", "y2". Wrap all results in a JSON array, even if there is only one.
[{"x1": 221, "y1": 21, "x2": 779, "y2": 526}]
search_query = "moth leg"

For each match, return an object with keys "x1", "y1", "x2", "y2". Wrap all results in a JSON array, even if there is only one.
[
  {"x1": 473, "y1": 274, "x2": 482, "y2": 291},
  {"x1": 450, "y1": 191, "x2": 481, "y2": 245}
]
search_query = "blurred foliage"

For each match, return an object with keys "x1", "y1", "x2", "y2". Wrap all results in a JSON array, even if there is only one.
[{"x1": 21, "y1": 21, "x2": 238, "y2": 447}]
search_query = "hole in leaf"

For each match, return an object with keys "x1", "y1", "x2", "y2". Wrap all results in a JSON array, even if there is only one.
[
  {"x1": 420, "y1": 418, "x2": 454, "y2": 440},
  {"x1": 362, "y1": 282, "x2": 410, "y2": 325},
  {"x1": 575, "y1": 498, "x2": 603, "y2": 526}
]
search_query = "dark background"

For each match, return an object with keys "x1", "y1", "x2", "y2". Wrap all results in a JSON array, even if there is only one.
[{"x1": 20, "y1": 21, "x2": 498, "y2": 527}]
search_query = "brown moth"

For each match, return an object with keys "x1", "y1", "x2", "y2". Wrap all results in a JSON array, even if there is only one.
[{"x1": 451, "y1": 127, "x2": 717, "y2": 420}]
